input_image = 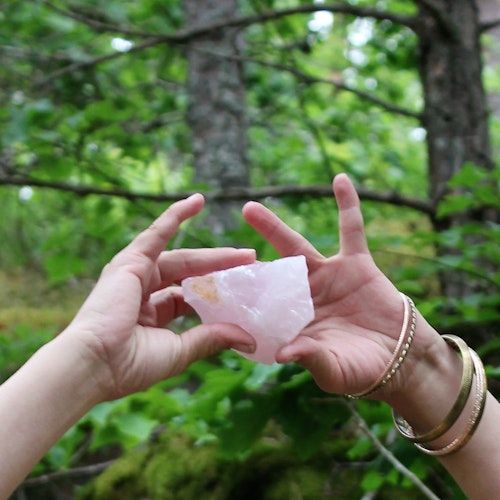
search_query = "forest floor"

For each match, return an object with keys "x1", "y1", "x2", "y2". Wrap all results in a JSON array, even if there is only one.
[
  {"x1": 0, "y1": 269, "x2": 93, "y2": 383},
  {"x1": 0, "y1": 269, "x2": 92, "y2": 329}
]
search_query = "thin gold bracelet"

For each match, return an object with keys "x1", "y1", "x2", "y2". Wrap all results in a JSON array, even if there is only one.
[
  {"x1": 392, "y1": 334, "x2": 474, "y2": 443},
  {"x1": 347, "y1": 293, "x2": 416, "y2": 399},
  {"x1": 415, "y1": 347, "x2": 487, "y2": 456}
]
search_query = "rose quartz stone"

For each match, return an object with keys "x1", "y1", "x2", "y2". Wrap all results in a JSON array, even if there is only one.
[{"x1": 182, "y1": 255, "x2": 314, "y2": 364}]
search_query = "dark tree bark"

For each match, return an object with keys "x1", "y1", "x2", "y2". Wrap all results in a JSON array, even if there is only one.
[
  {"x1": 417, "y1": 1, "x2": 493, "y2": 197},
  {"x1": 184, "y1": 0, "x2": 249, "y2": 232},
  {"x1": 416, "y1": 0, "x2": 500, "y2": 341}
]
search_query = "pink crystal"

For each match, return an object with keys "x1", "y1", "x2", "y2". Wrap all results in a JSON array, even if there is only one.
[{"x1": 182, "y1": 255, "x2": 314, "y2": 364}]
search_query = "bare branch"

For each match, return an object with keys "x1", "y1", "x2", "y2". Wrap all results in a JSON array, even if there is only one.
[
  {"x1": 46, "y1": 2, "x2": 419, "y2": 39},
  {"x1": 217, "y1": 52, "x2": 422, "y2": 120},
  {"x1": 20, "y1": 460, "x2": 115, "y2": 488},
  {"x1": 346, "y1": 401, "x2": 441, "y2": 500},
  {"x1": 34, "y1": 2, "x2": 419, "y2": 86},
  {"x1": 42, "y1": 0, "x2": 155, "y2": 38},
  {"x1": 0, "y1": 175, "x2": 434, "y2": 216},
  {"x1": 176, "y1": 3, "x2": 419, "y2": 34},
  {"x1": 34, "y1": 35, "x2": 166, "y2": 89},
  {"x1": 480, "y1": 18, "x2": 500, "y2": 33}
]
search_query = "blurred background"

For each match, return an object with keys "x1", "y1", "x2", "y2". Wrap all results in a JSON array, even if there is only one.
[{"x1": 1, "y1": 0, "x2": 499, "y2": 498}]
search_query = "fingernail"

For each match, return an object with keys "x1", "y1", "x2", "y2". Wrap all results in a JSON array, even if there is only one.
[
  {"x1": 234, "y1": 343, "x2": 256, "y2": 354},
  {"x1": 240, "y1": 248, "x2": 257, "y2": 257}
]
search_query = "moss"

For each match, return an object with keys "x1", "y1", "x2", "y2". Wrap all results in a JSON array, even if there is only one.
[
  {"x1": 81, "y1": 432, "x2": 224, "y2": 500},
  {"x1": 81, "y1": 428, "x2": 359, "y2": 500},
  {"x1": 81, "y1": 426, "x2": 437, "y2": 499},
  {"x1": 80, "y1": 449, "x2": 149, "y2": 499},
  {"x1": 142, "y1": 433, "x2": 223, "y2": 499}
]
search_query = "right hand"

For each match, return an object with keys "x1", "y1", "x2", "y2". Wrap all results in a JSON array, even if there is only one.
[{"x1": 242, "y1": 174, "x2": 442, "y2": 399}]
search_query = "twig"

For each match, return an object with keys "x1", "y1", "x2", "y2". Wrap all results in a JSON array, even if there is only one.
[
  {"x1": 46, "y1": 2, "x2": 419, "y2": 39},
  {"x1": 34, "y1": 3, "x2": 419, "y2": 86},
  {"x1": 480, "y1": 18, "x2": 500, "y2": 33},
  {"x1": 20, "y1": 459, "x2": 115, "y2": 488},
  {"x1": 34, "y1": 35, "x2": 165, "y2": 89},
  {"x1": 209, "y1": 50, "x2": 422, "y2": 120},
  {"x1": 41, "y1": 0, "x2": 155, "y2": 38},
  {"x1": 373, "y1": 248, "x2": 499, "y2": 289},
  {"x1": 346, "y1": 401, "x2": 440, "y2": 500}
]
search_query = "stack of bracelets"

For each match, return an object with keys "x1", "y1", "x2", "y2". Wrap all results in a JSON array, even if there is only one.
[{"x1": 347, "y1": 293, "x2": 488, "y2": 457}]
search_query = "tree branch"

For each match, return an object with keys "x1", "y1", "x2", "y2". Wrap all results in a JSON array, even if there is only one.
[
  {"x1": 34, "y1": 2, "x2": 419, "y2": 87},
  {"x1": 34, "y1": 35, "x2": 166, "y2": 89},
  {"x1": 346, "y1": 401, "x2": 440, "y2": 500},
  {"x1": 47, "y1": 2, "x2": 419, "y2": 39},
  {"x1": 218, "y1": 3, "x2": 419, "y2": 32},
  {"x1": 0, "y1": 175, "x2": 434, "y2": 216},
  {"x1": 215, "y1": 51, "x2": 422, "y2": 120},
  {"x1": 20, "y1": 460, "x2": 115, "y2": 488},
  {"x1": 42, "y1": 0, "x2": 155, "y2": 38},
  {"x1": 480, "y1": 18, "x2": 500, "y2": 33},
  {"x1": 412, "y1": 0, "x2": 459, "y2": 40}
]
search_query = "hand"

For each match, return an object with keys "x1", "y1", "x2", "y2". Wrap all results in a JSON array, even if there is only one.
[
  {"x1": 242, "y1": 174, "x2": 439, "y2": 398},
  {"x1": 64, "y1": 194, "x2": 256, "y2": 401}
]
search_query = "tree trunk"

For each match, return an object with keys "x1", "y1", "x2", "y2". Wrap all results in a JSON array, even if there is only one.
[
  {"x1": 478, "y1": 0, "x2": 500, "y2": 121},
  {"x1": 416, "y1": 0, "x2": 500, "y2": 341},
  {"x1": 418, "y1": 0, "x2": 493, "y2": 201},
  {"x1": 184, "y1": 0, "x2": 249, "y2": 232}
]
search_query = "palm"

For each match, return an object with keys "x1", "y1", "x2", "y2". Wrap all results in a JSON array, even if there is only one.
[
  {"x1": 243, "y1": 174, "x2": 405, "y2": 395},
  {"x1": 69, "y1": 195, "x2": 256, "y2": 401}
]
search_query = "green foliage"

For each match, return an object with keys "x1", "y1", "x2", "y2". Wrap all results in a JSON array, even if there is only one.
[
  {"x1": 0, "y1": 0, "x2": 429, "y2": 280},
  {"x1": 81, "y1": 424, "x2": 435, "y2": 500},
  {"x1": 400, "y1": 166, "x2": 500, "y2": 335},
  {"x1": 1, "y1": 0, "x2": 499, "y2": 498},
  {"x1": 437, "y1": 163, "x2": 500, "y2": 218},
  {"x1": 0, "y1": 325, "x2": 53, "y2": 383}
]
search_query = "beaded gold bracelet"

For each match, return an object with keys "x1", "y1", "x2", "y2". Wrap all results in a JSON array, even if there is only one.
[
  {"x1": 347, "y1": 292, "x2": 416, "y2": 399},
  {"x1": 393, "y1": 334, "x2": 487, "y2": 457},
  {"x1": 392, "y1": 334, "x2": 474, "y2": 443}
]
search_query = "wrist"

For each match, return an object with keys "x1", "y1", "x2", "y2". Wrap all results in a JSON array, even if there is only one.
[
  {"x1": 377, "y1": 314, "x2": 464, "y2": 433},
  {"x1": 54, "y1": 327, "x2": 113, "y2": 405},
  {"x1": 0, "y1": 329, "x2": 109, "y2": 495}
]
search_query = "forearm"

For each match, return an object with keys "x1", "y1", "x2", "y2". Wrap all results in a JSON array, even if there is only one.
[
  {"x1": 382, "y1": 316, "x2": 500, "y2": 499},
  {"x1": 437, "y1": 392, "x2": 500, "y2": 498},
  {"x1": 0, "y1": 331, "x2": 105, "y2": 498}
]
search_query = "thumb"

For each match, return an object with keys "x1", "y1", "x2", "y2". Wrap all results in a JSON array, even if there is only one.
[
  {"x1": 276, "y1": 336, "x2": 342, "y2": 393},
  {"x1": 177, "y1": 323, "x2": 256, "y2": 368}
]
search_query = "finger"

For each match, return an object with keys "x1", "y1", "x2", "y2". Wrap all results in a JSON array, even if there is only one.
[
  {"x1": 333, "y1": 174, "x2": 370, "y2": 256},
  {"x1": 148, "y1": 287, "x2": 193, "y2": 326},
  {"x1": 170, "y1": 323, "x2": 256, "y2": 375},
  {"x1": 126, "y1": 193, "x2": 205, "y2": 261},
  {"x1": 157, "y1": 247, "x2": 257, "y2": 285},
  {"x1": 276, "y1": 336, "x2": 343, "y2": 393},
  {"x1": 242, "y1": 201, "x2": 323, "y2": 261},
  {"x1": 130, "y1": 323, "x2": 256, "y2": 390}
]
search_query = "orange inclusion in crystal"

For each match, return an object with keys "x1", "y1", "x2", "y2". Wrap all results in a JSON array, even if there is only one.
[{"x1": 191, "y1": 275, "x2": 220, "y2": 303}]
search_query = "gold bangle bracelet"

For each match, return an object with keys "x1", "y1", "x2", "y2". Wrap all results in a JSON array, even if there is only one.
[
  {"x1": 347, "y1": 293, "x2": 416, "y2": 399},
  {"x1": 392, "y1": 334, "x2": 474, "y2": 443},
  {"x1": 415, "y1": 347, "x2": 487, "y2": 456}
]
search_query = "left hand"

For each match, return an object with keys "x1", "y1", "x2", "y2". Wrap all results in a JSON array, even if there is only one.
[{"x1": 64, "y1": 194, "x2": 256, "y2": 401}]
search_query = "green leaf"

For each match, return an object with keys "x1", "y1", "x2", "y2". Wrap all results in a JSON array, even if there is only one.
[
  {"x1": 361, "y1": 469, "x2": 385, "y2": 491},
  {"x1": 277, "y1": 388, "x2": 349, "y2": 459},
  {"x1": 42, "y1": 253, "x2": 87, "y2": 284},
  {"x1": 114, "y1": 412, "x2": 159, "y2": 443},
  {"x1": 186, "y1": 367, "x2": 249, "y2": 421},
  {"x1": 218, "y1": 395, "x2": 278, "y2": 457}
]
